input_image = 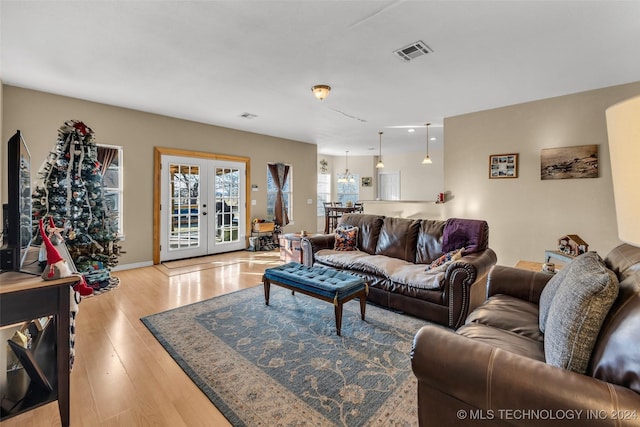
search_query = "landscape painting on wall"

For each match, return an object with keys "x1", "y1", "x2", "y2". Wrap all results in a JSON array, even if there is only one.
[{"x1": 541, "y1": 144, "x2": 598, "y2": 180}]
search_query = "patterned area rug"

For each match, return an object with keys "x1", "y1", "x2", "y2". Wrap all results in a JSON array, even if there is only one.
[{"x1": 141, "y1": 285, "x2": 429, "y2": 426}]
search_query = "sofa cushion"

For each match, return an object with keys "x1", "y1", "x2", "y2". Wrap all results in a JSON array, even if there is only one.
[
  {"x1": 338, "y1": 214, "x2": 384, "y2": 254},
  {"x1": 315, "y1": 249, "x2": 370, "y2": 269},
  {"x1": 589, "y1": 270, "x2": 640, "y2": 394},
  {"x1": 466, "y1": 295, "x2": 543, "y2": 342},
  {"x1": 415, "y1": 220, "x2": 446, "y2": 264},
  {"x1": 334, "y1": 225, "x2": 358, "y2": 251},
  {"x1": 457, "y1": 323, "x2": 545, "y2": 362},
  {"x1": 544, "y1": 252, "x2": 619, "y2": 374},
  {"x1": 375, "y1": 217, "x2": 420, "y2": 262},
  {"x1": 314, "y1": 250, "x2": 445, "y2": 290},
  {"x1": 604, "y1": 242, "x2": 640, "y2": 283},
  {"x1": 388, "y1": 264, "x2": 444, "y2": 290}
]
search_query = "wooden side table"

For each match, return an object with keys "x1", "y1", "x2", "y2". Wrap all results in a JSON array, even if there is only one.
[
  {"x1": 515, "y1": 260, "x2": 561, "y2": 274},
  {"x1": 0, "y1": 273, "x2": 79, "y2": 426},
  {"x1": 514, "y1": 260, "x2": 544, "y2": 272}
]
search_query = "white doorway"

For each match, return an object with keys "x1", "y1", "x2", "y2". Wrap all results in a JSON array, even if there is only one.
[
  {"x1": 377, "y1": 171, "x2": 401, "y2": 200},
  {"x1": 157, "y1": 152, "x2": 247, "y2": 262}
]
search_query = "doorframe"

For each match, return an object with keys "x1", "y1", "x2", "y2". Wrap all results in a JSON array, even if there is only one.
[{"x1": 153, "y1": 147, "x2": 251, "y2": 264}]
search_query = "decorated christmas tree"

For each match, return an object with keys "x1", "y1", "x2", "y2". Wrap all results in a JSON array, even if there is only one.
[{"x1": 31, "y1": 120, "x2": 121, "y2": 291}]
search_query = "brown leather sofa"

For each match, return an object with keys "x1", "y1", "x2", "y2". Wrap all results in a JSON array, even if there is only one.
[
  {"x1": 411, "y1": 243, "x2": 640, "y2": 426},
  {"x1": 301, "y1": 214, "x2": 497, "y2": 328}
]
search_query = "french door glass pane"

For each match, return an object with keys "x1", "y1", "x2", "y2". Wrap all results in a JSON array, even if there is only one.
[
  {"x1": 169, "y1": 163, "x2": 201, "y2": 250},
  {"x1": 215, "y1": 167, "x2": 240, "y2": 243}
]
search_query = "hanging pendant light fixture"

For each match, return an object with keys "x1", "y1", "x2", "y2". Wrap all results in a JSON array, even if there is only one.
[
  {"x1": 311, "y1": 85, "x2": 331, "y2": 100},
  {"x1": 338, "y1": 150, "x2": 355, "y2": 183},
  {"x1": 376, "y1": 131, "x2": 385, "y2": 168},
  {"x1": 422, "y1": 122, "x2": 433, "y2": 164}
]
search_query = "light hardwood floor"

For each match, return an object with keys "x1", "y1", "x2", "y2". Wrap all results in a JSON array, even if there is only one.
[{"x1": 2, "y1": 250, "x2": 283, "y2": 427}]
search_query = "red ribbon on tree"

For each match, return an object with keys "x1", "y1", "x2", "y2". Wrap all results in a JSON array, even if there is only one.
[{"x1": 73, "y1": 121, "x2": 89, "y2": 136}]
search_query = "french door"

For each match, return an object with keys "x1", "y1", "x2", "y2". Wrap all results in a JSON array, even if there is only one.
[{"x1": 159, "y1": 154, "x2": 246, "y2": 261}]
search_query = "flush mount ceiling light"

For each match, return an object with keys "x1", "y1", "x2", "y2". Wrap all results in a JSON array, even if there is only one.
[
  {"x1": 376, "y1": 131, "x2": 385, "y2": 169},
  {"x1": 422, "y1": 122, "x2": 433, "y2": 164},
  {"x1": 311, "y1": 85, "x2": 331, "y2": 100}
]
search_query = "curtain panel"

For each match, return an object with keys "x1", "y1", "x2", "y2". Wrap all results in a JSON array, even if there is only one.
[{"x1": 268, "y1": 163, "x2": 290, "y2": 227}]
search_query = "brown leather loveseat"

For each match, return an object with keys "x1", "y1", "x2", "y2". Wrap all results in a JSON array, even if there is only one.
[
  {"x1": 411, "y1": 243, "x2": 640, "y2": 426},
  {"x1": 301, "y1": 214, "x2": 497, "y2": 328}
]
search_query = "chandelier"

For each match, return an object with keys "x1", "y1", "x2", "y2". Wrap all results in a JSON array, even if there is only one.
[
  {"x1": 422, "y1": 122, "x2": 433, "y2": 164},
  {"x1": 337, "y1": 150, "x2": 355, "y2": 183}
]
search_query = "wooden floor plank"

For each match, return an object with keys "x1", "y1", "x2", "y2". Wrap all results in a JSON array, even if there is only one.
[{"x1": 1, "y1": 249, "x2": 281, "y2": 427}]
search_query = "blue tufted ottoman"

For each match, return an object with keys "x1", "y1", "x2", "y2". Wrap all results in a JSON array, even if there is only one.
[{"x1": 262, "y1": 262, "x2": 368, "y2": 336}]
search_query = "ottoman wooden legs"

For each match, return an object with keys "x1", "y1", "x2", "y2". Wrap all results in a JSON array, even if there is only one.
[{"x1": 263, "y1": 277, "x2": 367, "y2": 336}]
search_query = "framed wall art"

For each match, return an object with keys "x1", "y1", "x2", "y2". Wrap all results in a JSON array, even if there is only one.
[
  {"x1": 489, "y1": 153, "x2": 518, "y2": 179},
  {"x1": 361, "y1": 176, "x2": 372, "y2": 187},
  {"x1": 540, "y1": 144, "x2": 598, "y2": 180}
]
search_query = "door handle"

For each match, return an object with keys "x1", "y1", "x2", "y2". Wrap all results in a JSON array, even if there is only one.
[{"x1": 202, "y1": 212, "x2": 207, "y2": 215}]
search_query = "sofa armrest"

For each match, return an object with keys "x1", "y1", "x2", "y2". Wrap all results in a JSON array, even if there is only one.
[
  {"x1": 444, "y1": 248, "x2": 497, "y2": 328},
  {"x1": 412, "y1": 324, "x2": 640, "y2": 426},
  {"x1": 486, "y1": 265, "x2": 553, "y2": 304},
  {"x1": 300, "y1": 234, "x2": 335, "y2": 266}
]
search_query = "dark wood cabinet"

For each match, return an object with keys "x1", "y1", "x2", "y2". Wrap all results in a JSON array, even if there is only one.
[{"x1": 0, "y1": 272, "x2": 78, "y2": 426}]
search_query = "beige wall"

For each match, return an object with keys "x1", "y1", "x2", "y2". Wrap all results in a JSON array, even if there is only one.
[
  {"x1": 2, "y1": 86, "x2": 318, "y2": 268},
  {"x1": 5, "y1": 81, "x2": 640, "y2": 269},
  {"x1": 444, "y1": 81, "x2": 640, "y2": 267}
]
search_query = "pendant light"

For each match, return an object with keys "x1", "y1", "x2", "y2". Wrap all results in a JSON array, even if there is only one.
[
  {"x1": 376, "y1": 131, "x2": 385, "y2": 168},
  {"x1": 422, "y1": 122, "x2": 433, "y2": 164}
]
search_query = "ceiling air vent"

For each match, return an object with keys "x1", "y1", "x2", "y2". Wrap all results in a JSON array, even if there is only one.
[
  {"x1": 240, "y1": 112, "x2": 258, "y2": 119},
  {"x1": 393, "y1": 41, "x2": 433, "y2": 62}
]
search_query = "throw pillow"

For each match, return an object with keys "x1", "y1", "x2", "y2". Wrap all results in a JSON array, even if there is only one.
[
  {"x1": 544, "y1": 252, "x2": 619, "y2": 374},
  {"x1": 425, "y1": 248, "x2": 463, "y2": 272},
  {"x1": 538, "y1": 260, "x2": 573, "y2": 333},
  {"x1": 334, "y1": 226, "x2": 359, "y2": 251}
]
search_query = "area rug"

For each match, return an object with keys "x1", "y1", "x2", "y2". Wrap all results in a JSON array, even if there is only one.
[{"x1": 141, "y1": 285, "x2": 429, "y2": 426}]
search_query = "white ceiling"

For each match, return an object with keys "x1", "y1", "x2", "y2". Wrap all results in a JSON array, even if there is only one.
[{"x1": 2, "y1": 1, "x2": 640, "y2": 156}]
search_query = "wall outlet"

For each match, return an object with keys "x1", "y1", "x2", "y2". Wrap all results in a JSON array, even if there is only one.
[
  {"x1": 251, "y1": 200, "x2": 256, "y2": 205},
  {"x1": 307, "y1": 198, "x2": 312, "y2": 204}
]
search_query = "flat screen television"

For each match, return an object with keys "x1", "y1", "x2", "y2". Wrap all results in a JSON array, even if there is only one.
[{"x1": 1, "y1": 130, "x2": 33, "y2": 272}]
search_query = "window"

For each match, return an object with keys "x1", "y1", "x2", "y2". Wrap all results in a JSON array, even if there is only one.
[
  {"x1": 98, "y1": 144, "x2": 124, "y2": 237},
  {"x1": 267, "y1": 164, "x2": 292, "y2": 221},
  {"x1": 337, "y1": 173, "x2": 359, "y2": 206},
  {"x1": 317, "y1": 173, "x2": 331, "y2": 216}
]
